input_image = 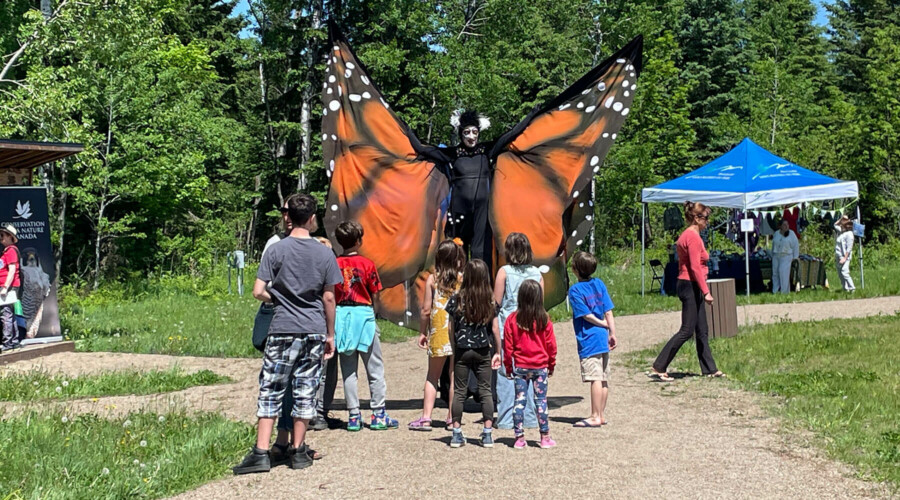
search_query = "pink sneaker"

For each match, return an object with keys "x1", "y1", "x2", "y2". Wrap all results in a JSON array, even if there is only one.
[
  {"x1": 513, "y1": 435, "x2": 527, "y2": 450},
  {"x1": 539, "y1": 435, "x2": 557, "y2": 449}
]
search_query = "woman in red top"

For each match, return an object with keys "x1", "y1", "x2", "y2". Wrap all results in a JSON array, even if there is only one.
[
  {"x1": 502, "y1": 280, "x2": 557, "y2": 449},
  {"x1": 1, "y1": 225, "x2": 22, "y2": 351},
  {"x1": 649, "y1": 202, "x2": 724, "y2": 381}
]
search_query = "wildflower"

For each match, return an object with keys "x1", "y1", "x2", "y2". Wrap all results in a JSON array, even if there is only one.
[
  {"x1": 62, "y1": 380, "x2": 69, "y2": 387},
  {"x1": 133, "y1": 459, "x2": 140, "y2": 465},
  {"x1": 158, "y1": 416, "x2": 165, "y2": 423},
  {"x1": 143, "y1": 477, "x2": 149, "y2": 483},
  {"x1": 61, "y1": 416, "x2": 69, "y2": 423},
  {"x1": 140, "y1": 463, "x2": 146, "y2": 468},
  {"x1": 123, "y1": 419, "x2": 132, "y2": 428},
  {"x1": 32, "y1": 381, "x2": 39, "y2": 386},
  {"x1": 140, "y1": 440, "x2": 147, "y2": 447},
  {"x1": 102, "y1": 468, "x2": 110, "y2": 475},
  {"x1": 55, "y1": 386, "x2": 62, "y2": 393}
]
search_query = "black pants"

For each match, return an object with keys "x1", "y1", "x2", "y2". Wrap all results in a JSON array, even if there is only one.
[
  {"x1": 452, "y1": 347, "x2": 494, "y2": 424},
  {"x1": 653, "y1": 280, "x2": 718, "y2": 375}
]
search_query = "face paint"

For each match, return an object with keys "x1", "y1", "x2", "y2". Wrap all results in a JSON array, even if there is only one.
[{"x1": 462, "y1": 125, "x2": 479, "y2": 148}]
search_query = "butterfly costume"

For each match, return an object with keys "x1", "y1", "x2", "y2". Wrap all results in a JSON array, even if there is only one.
[{"x1": 323, "y1": 22, "x2": 642, "y2": 329}]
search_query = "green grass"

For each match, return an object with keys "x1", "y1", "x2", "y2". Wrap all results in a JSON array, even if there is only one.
[
  {"x1": 595, "y1": 247, "x2": 900, "y2": 317},
  {"x1": 629, "y1": 314, "x2": 900, "y2": 486},
  {"x1": 61, "y1": 244, "x2": 900, "y2": 357},
  {"x1": 0, "y1": 368, "x2": 230, "y2": 402},
  {"x1": 0, "y1": 411, "x2": 253, "y2": 499}
]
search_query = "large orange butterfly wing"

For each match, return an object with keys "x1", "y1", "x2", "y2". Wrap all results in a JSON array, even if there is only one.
[
  {"x1": 490, "y1": 37, "x2": 643, "y2": 307},
  {"x1": 322, "y1": 23, "x2": 448, "y2": 329}
]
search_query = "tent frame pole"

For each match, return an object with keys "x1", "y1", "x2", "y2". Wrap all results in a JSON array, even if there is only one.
[{"x1": 641, "y1": 203, "x2": 646, "y2": 297}]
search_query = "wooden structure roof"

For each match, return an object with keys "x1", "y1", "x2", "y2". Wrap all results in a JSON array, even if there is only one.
[{"x1": 0, "y1": 139, "x2": 84, "y2": 170}]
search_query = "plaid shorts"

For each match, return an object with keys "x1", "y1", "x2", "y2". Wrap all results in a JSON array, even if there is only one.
[{"x1": 257, "y1": 335, "x2": 325, "y2": 420}]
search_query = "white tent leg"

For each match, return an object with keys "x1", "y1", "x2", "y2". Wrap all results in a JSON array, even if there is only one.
[
  {"x1": 857, "y1": 205, "x2": 865, "y2": 289},
  {"x1": 641, "y1": 203, "x2": 646, "y2": 297},
  {"x1": 744, "y1": 230, "x2": 750, "y2": 297}
]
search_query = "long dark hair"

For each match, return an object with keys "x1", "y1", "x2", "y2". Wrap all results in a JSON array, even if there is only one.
[
  {"x1": 434, "y1": 239, "x2": 465, "y2": 293},
  {"x1": 458, "y1": 259, "x2": 495, "y2": 325},
  {"x1": 515, "y1": 280, "x2": 548, "y2": 332}
]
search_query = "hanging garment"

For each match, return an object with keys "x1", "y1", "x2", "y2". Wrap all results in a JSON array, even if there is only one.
[{"x1": 663, "y1": 205, "x2": 683, "y2": 230}]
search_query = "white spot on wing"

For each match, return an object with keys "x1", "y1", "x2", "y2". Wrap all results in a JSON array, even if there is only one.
[
  {"x1": 328, "y1": 100, "x2": 341, "y2": 111},
  {"x1": 613, "y1": 102, "x2": 623, "y2": 112},
  {"x1": 349, "y1": 94, "x2": 361, "y2": 102},
  {"x1": 604, "y1": 97, "x2": 615, "y2": 108},
  {"x1": 585, "y1": 105, "x2": 596, "y2": 113}
]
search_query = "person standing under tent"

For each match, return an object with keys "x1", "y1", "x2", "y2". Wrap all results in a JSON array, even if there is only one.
[
  {"x1": 771, "y1": 219, "x2": 799, "y2": 294},
  {"x1": 834, "y1": 216, "x2": 856, "y2": 292}
]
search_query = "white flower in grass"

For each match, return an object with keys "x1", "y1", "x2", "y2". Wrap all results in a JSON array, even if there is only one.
[
  {"x1": 101, "y1": 468, "x2": 110, "y2": 475},
  {"x1": 55, "y1": 386, "x2": 62, "y2": 393},
  {"x1": 133, "y1": 459, "x2": 140, "y2": 465},
  {"x1": 140, "y1": 440, "x2": 147, "y2": 447},
  {"x1": 140, "y1": 463, "x2": 146, "y2": 468},
  {"x1": 61, "y1": 416, "x2": 69, "y2": 423},
  {"x1": 62, "y1": 380, "x2": 69, "y2": 387},
  {"x1": 123, "y1": 420, "x2": 132, "y2": 428},
  {"x1": 158, "y1": 416, "x2": 165, "y2": 423},
  {"x1": 33, "y1": 381, "x2": 39, "y2": 386}
]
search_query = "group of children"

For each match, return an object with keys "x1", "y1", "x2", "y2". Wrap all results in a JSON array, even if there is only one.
[{"x1": 234, "y1": 193, "x2": 617, "y2": 474}]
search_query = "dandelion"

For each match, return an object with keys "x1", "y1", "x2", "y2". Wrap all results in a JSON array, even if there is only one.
[
  {"x1": 32, "y1": 381, "x2": 39, "y2": 386},
  {"x1": 101, "y1": 468, "x2": 110, "y2": 475},
  {"x1": 62, "y1": 380, "x2": 69, "y2": 387},
  {"x1": 55, "y1": 386, "x2": 62, "y2": 393},
  {"x1": 133, "y1": 459, "x2": 140, "y2": 465},
  {"x1": 140, "y1": 463, "x2": 146, "y2": 468},
  {"x1": 123, "y1": 419, "x2": 132, "y2": 428},
  {"x1": 158, "y1": 416, "x2": 165, "y2": 423},
  {"x1": 140, "y1": 440, "x2": 147, "y2": 447},
  {"x1": 61, "y1": 416, "x2": 69, "y2": 423}
]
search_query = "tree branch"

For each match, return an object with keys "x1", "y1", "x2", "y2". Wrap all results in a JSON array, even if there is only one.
[{"x1": 0, "y1": 0, "x2": 70, "y2": 82}]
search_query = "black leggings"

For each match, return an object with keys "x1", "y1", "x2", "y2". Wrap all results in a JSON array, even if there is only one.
[
  {"x1": 452, "y1": 347, "x2": 494, "y2": 424},
  {"x1": 653, "y1": 280, "x2": 718, "y2": 375}
]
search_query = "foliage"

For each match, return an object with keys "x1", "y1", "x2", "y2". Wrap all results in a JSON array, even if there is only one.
[
  {"x1": 0, "y1": 411, "x2": 253, "y2": 499},
  {"x1": 1, "y1": 0, "x2": 899, "y2": 284},
  {"x1": 0, "y1": 368, "x2": 229, "y2": 402},
  {"x1": 629, "y1": 313, "x2": 900, "y2": 486}
]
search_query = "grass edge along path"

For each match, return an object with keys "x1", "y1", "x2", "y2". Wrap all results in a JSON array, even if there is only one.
[
  {"x1": 0, "y1": 367, "x2": 231, "y2": 402},
  {"x1": 0, "y1": 411, "x2": 253, "y2": 500},
  {"x1": 627, "y1": 313, "x2": 900, "y2": 489}
]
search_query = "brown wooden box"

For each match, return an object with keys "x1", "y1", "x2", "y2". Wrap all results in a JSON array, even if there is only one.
[{"x1": 705, "y1": 278, "x2": 738, "y2": 338}]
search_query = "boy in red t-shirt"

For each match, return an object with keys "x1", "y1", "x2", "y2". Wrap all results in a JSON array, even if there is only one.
[{"x1": 333, "y1": 221, "x2": 398, "y2": 431}]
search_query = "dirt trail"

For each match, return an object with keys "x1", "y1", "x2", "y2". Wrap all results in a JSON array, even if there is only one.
[{"x1": 6, "y1": 296, "x2": 900, "y2": 499}]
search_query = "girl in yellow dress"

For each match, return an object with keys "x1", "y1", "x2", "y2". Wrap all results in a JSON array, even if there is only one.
[{"x1": 409, "y1": 239, "x2": 465, "y2": 431}]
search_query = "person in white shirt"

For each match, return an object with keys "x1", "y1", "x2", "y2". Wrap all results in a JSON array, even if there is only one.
[
  {"x1": 771, "y1": 219, "x2": 800, "y2": 294},
  {"x1": 834, "y1": 216, "x2": 856, "y2": 292}
]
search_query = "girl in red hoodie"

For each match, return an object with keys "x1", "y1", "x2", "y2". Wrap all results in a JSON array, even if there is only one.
[{"x1": 502, "y1": 279, "x2": 557, "y2": 449}]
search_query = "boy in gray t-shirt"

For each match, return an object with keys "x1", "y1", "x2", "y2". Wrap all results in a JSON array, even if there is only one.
[{"x1": 234, "y1": 193, "x2": 342, "y2": 475}]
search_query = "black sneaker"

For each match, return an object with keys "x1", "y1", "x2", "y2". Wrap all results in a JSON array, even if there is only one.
[
  {"x1": 309, "y1": 415, "x2": 328, "y2": 431},
  {"x1": 269, "y1": 443, "x2": 290, "y2": 467},
  {"x1": 232, "y1": 446, "x2": 271, "y2": 475},
  {"x1": 289, "y1": 444, "x2": 314, "y2": 470}
]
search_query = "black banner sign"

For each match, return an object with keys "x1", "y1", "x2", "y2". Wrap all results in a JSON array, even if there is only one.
[{"x1": 1, "y1": 186, "x2": 61, "y2": 340}]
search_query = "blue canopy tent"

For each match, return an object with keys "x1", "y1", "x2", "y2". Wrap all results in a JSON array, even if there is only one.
[{"x1": 640, "y1": 138, "x2": 861, "y2": 296}]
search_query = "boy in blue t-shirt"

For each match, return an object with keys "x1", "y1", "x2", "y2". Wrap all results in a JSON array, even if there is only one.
[{"x1": 567, "y1": 251, "x2": 617, "y2": 428}]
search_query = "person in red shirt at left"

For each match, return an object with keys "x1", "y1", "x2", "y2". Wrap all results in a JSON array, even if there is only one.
[
  {"x1": 502, "y1": 279, "x2": 558, "y2": 449},
  {"x1": 333, "y1": 220, "x2": 398, "y2": 432},
  {"x1": 1, "y1": 225, "x2": 22, "y2": 351}
]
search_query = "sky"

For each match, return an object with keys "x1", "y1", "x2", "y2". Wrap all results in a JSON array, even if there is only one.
[{"x1": 229, "y1": 0, "x2": 834, "y2": 38}]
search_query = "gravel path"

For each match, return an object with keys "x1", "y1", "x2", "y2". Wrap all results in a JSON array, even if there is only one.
[{"x1": 6, "y1": 296, "x2": 900, "y2": 499}]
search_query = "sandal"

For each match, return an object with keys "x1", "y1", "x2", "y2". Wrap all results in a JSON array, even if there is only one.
[
  {"x1": 706, "y1": 371, "x2": 726, "y2": 378},
  {"x1": 408, "y1": 417, "x2": 433, "y2": 431},
  {"x1": 646, "y1": 369, "x2": 674, "y2": 382}
]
